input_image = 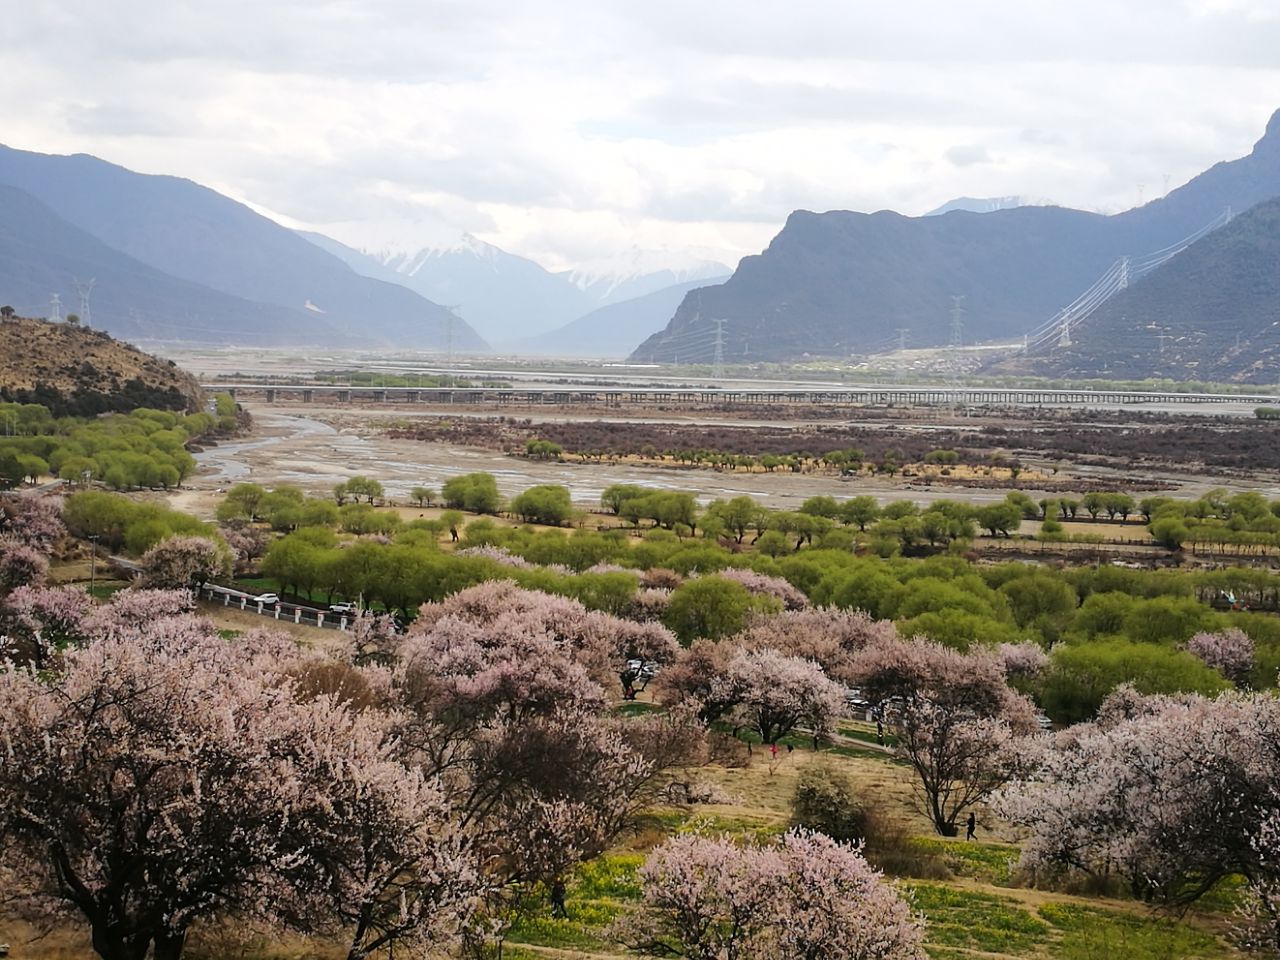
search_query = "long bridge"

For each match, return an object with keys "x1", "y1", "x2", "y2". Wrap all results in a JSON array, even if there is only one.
[{"x1": 206, "y1": 383, "x2": 1278, "y2": 409}]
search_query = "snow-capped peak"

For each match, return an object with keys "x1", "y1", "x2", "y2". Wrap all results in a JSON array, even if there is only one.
[
  {"x1": 367, "y1": 233, "x2": 506, "y2": 278},
  {"x1": 560, "y1": 246, "x2": 734, "y2": 300}
]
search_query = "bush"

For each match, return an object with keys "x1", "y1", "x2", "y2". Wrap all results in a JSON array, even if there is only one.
[{"x1": 790, "y1": 763, "x2": 869, "y2": 844}]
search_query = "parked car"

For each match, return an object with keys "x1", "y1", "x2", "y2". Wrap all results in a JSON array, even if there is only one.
[{"x1": 253, "y1": 592, "x2": 280, "y2": 605}]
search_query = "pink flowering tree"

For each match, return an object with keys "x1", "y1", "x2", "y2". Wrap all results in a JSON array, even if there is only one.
[
  {"x1": 999, "y1": 688, "x2": 1280, "y2": 920},
  {"x1": 736, "y1": 607, "x2": 898, "y2": 683},
  {"x1": 847, "y1": 637, "x2": 1038, "y2": 835},
  {"x1": 396, "y1": 597, "x2": 703, "y2": 940},
  {"x1": 0, "y1": 494, "x2": 65, "y2": 546},
  {"x1": 0, "y1": 538, "x2": 48, "y2": 597},
  {"x1": 653, "y1": 638, "x2": 739, "y2": 723},
  {"x1": 0, "y1": 584, "x2": 93, "y2": 667},
  {"x1": 716, "y1": 567, "x2": 810, "y2": 611},
  {"x1": 139, "y1": 534, "x2": 232, "y2": 594},
  {"x1": 1184, "y1": 628, "x2": 1254, "y2": 686},
  {"x1": 0, "y1": 627, "x2": 480, "y2": 960},
  {"x1": 622, "y1": 829, "x2": 926, "y2": 960},
  {"x1": 717, "y1": 646, "x2": 847, "y2": 745}
]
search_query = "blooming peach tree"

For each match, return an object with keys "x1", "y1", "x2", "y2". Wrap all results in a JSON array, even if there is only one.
[
  {"x1": 848, "y1": 637, "x2": 1038, "y2": 835},
  {"x1": 623, "y1": 829, "x2": 926, "y2": 960}
]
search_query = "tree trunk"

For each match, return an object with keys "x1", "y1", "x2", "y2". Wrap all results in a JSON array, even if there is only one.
[
  {"x1": 89, "y1": 925, "x2": 151, "y2": 960},
  {"x1": 152, "y1": 930, "x2": 188, "y2": 960}
]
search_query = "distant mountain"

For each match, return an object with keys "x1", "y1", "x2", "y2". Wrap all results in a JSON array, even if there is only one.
[
  {"x1": 560, "y1": 249, "x2": 732, "y2": 307},
  {"x1": 520, "y1": 277, "x2": 728, "y2": 357},
  {"x1": 0, "y1": 185, "x2": 332, "y2": 345},
  {"x1": 925, "y1": 196, "x2": 1056, "y2": 216},
  {"x1": 0, "y1": 145, "x2": 487, "y2": 350},
  {"x1": 632, "y1": 109, "x2": 1280, "y2": 364},
  {"x1": 989, "y1": 196, "x2": 1280, "y2": 383},
  {"x1": 303, "y1": 229, "x2": 732, "y2": 348},
  {"x1": 302, "y1": 231, "x2": 591, "y2": 344}
]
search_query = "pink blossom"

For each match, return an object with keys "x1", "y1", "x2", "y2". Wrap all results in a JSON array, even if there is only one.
[
  {"x1": 996, "y1": 642, "x2": 1049, "y2": 680},
  {"x1": 736, "y1": 606, "x2": 898, "y2": 683},
  {"x1": 999, "y1": 689, "x2": 1280, "y2": 916},
  {"x1": 0, "y1": 494, "x2": 65, "y2": 546},
  {"x1": 717, "y1": 646, "x2": 847, "y2": 744},
  {"x1": 623, "y1": 829, "x2": 925, "y2": 959},
  {"x1": 716, "y1": 567, "x2": 810, "y2": 610},
  {"x1": 847, "y1": 637, "x2": 1038, "y2": 835},
  {"x1": 0, "y1": 538, "x2": 48, "y2": 597},
  {"x1": 1184, "y1": 628, "x2": 1254, "y2": 686}
]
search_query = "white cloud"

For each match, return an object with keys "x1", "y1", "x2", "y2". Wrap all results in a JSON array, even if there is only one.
[{"x1": 0, "y1": 1, "x2": 1276, "y2": 269}]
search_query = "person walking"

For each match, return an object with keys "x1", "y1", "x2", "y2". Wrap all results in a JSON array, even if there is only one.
[
  {"x1": 965, "y1": 812, "x2": 977, "y2": 842},
  {"x1": 550, "y1": 878, "x2": 567, "y2": 918}
]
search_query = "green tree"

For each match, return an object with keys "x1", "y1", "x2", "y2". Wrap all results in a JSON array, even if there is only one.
[
  {"x1": 975, "y1": 502, "x2": 1022, "y2": 538},
  {"x1": 441, "y1": 472, "x2": 502, "y2": 514},
  {"x1": 509, "y1": 484, "x2": 573, "y2": 526},
  {"x1": 663, "y1": 576, "x2": 781, "y2": 644},
  {"x1": 839, "y1": 496, "x2": 880, "y2": 531}
]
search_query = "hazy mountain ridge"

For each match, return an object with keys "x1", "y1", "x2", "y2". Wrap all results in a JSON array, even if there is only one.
[
  {"x1": 0, "y1": 145, "x2": 487, "y2": 350},
  {"x1": 632, "y1": 109, "x2": 1280, "y2": 364},
  {"x1": 0, "y1": 185, "x2": 335, "y2": 345},
  {"x1": 519, "y1": 277, "x2": 728, "y2": 357},
  {"x1": 302, "y1": 229, "x2": 730, "y2": 348}
]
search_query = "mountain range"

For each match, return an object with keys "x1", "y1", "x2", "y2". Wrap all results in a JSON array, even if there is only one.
[
  {"x1": 303, "y1": 230, "x2": 730, "y2": 350},
  {"x1": 631, "y1": 109, "x2": 1280, "y2": 368},
  {"x1": 0, "y1": 145, "x2": 488, "y2": 350}
]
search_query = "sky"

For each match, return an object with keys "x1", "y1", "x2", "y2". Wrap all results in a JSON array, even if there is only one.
[{"x1": 2, "y1": 1, "x2": 1279, "y2": 272}]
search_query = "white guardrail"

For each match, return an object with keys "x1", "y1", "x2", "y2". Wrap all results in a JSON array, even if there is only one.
[{"x1": 200, "y1": 584, "x2": 352, "y2": 631}]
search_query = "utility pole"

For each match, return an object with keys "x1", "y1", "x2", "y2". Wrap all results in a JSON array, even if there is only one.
[
  {"x1": 89, "y1": 535, "x2": 99, "y2": 596},
  {"x1": 711, "y1": 318, "x2": 727, "y2": 380},
  {"x1": 443, "y1": 305, "x2": 461, "y2": 368},
  {"x1": 74, "y1": 277, "x2": 96, "y2": 328},
  {"x1": 1118, "y1": 257, "x2": 1130, "y2": 291},
  {"x1": 49, "y1": 293, "x2": 62, "y2": 323},
  {"x1": 948, "y1": 296, "x2": 967, "y2": 414},
  {"x1": 950, "y1": 296, "x2": 964, "y2": 350},
  {"x1": 895, "y1": 327, "x2": 909, "y2": 351},
  {"x1": 1157, "y1": 330, "x2": 1172, "y2": 355}
]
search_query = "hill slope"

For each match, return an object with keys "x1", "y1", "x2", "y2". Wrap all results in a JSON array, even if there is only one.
[
  {"x1": 0, "y1": 185, "x2": 337, "y2": 345},
  {"x1": 632, "y1": 108, "x2": 1280, "y2": 363},
  {"x1": 0, "y1": 315, "x2": 203, "y2": 414},
  {"x1": 990, "y1": 196, "x2": 1280, "y2": 383},
  {"x1": 0, "y1": 146, "x2": 487, "y2": 350}
]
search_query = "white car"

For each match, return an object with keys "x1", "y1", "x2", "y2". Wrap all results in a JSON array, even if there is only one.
[
  {"x1": 329, "y1": 602, "x2": 356, "y2": 614},
  {"x1": 253, "y1": 593, "x2": 280, "y2": 605}
]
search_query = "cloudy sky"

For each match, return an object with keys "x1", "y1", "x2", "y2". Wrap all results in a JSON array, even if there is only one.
[{"x1": 2, "y1": 1, "x2": 1278, "y2": 271}]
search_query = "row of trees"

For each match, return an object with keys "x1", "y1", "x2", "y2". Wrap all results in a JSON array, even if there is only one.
[{"x1": 0, "y1": 403, "x2": 234, "y2": 491}]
